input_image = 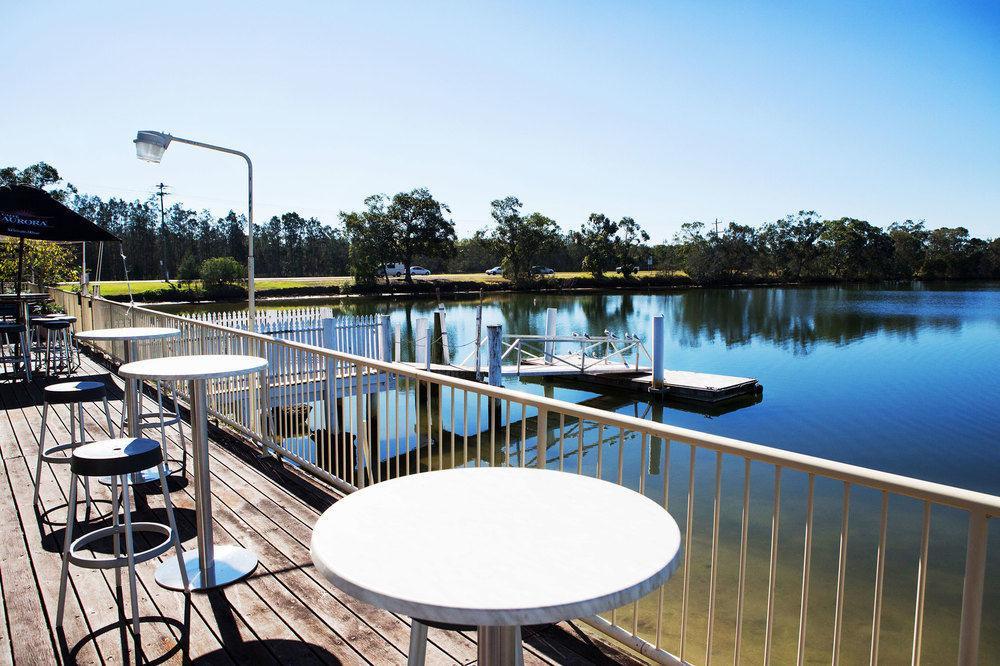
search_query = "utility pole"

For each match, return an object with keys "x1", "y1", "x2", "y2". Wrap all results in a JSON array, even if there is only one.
[
  {"x1": 156, "y1": 182, "x2": 171, "y2": 282},
  {"x1": 714, "y1": 218, "x2": 720, "y2": 236}
]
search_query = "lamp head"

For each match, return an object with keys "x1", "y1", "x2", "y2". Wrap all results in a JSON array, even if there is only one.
[{"x1": 134, "y1": 131, "x2": 172, "y2": 163}]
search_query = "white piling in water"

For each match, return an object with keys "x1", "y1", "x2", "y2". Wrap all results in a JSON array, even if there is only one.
[
  {"x1": 394, "y1": 322, "x2": 402, "y2": 362},
  {"x1": 415, "y1": 318, "x2": 430, "y2": 370},
  {"x1": 544, "y1": 307, "x2": 558, "y2": 364},
  {"x1": 378, "y1": 315, "x2": 393, "y2": 361},
  {"x1": 487, "y1": 324, "x2": 503, "y2": 387},
  {"x1": 651, "y1": 314, "x2": 664, "y2": 389}
]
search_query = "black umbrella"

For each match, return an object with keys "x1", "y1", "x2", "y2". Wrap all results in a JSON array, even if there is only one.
[{"x1": 0, "y1": 184, "x2": 119, "y2": 295}]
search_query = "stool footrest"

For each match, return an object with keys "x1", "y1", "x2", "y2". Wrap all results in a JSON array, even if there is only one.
[
  {"x1": 68, "y1": 522, "x2": 175, "y2": 569},
  {"x1": 138, "y1": 415, "x2": 181, "y2": 429},
  {"x1": 40, "y1": 442, "x2": 83, "y2": 464}
]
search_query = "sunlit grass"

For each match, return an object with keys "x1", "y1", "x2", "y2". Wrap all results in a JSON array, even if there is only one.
[{"x1": 70, "y1": 270, "x2": 680, "y2": 298}]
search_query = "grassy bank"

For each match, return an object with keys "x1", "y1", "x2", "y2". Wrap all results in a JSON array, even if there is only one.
[{"x1": 70, "y1": 271, "x2": 689, "y2": 302}]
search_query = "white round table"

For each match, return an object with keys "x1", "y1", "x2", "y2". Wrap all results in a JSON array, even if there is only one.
[
  {"x1": 77, "y1": 327, "x2": 182, "y2": 482},
  {"x1": 119, "y1": 354, "x2": 268, "y2": 590},
  {"x1": 311, "y1": 467, "x2": 681, "y2": 665}
]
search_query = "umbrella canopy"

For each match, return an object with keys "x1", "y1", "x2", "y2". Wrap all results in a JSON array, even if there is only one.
[
  {"x1": 0, "y1": 184, "x2": 119, "y2": 241},
  {"x1": 0, "y1": 185, "x2": 119, "y2": 295}
]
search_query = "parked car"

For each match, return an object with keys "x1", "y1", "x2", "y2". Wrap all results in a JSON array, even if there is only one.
[
  {"x1": 409, "y1": 266, "x2": 431, "y2": 276},
  {"x1": 381, "y1": 263, "x2": 406, "y2": 277},
  {"x1": 485, "y1": 266, "x2": 503, "y2": 275},
  {"x1": 530, "y1": 266, "x2": 555, "y2": 275}
]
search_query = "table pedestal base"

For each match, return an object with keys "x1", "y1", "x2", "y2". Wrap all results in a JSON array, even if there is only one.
[
  {"x1": 477, "y1": 626, "x2": 523, "y2": 666},
  {"x1": 155, "y1": 545, "x2": 258, "y2": 590}
]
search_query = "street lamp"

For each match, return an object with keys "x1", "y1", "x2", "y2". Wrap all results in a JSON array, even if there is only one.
[{"x1": 133, "y1": 130, "x2": 257, "y2": 331}]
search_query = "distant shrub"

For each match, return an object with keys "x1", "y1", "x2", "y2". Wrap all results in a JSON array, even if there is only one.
[
  {"x1": 200, "y1": 257, "x2": 244, "y2": 293},
  {"x1": 177, "y1": 253, "x2": 200, "y2": 284}
]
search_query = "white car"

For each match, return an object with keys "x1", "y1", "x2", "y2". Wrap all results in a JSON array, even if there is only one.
[
  {"x1": 485, "y1": 266, "x2": 503, "y2": 275},
  {"x1": 408, "y1": 266, "x2": 431, "y2": 276}
]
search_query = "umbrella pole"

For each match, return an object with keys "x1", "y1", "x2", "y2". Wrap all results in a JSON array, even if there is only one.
[{"x1": 16, "y1": 237, "x2": 24, "y2": 297}]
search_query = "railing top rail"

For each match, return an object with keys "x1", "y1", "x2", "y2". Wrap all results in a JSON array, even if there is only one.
[{"x1": 64, "y1": 289, "x2": 1000, "y2": 516}]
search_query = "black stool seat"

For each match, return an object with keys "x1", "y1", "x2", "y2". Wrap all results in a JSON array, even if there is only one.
[
  {"x1": 71, "y1": 437, "x2": 162, "y2": 477},
  {"x1": 35, "y1": 318, "x2": 72, "y2": 330},
  {"x1": 0, "y1": 321, "x2": 23, "y2": 331},
  {"x1": 44, "y1": 380, "x2": 106, "y2": 404}
]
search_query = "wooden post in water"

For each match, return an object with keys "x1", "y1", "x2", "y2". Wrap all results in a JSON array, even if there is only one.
[
  {"x1": 394, "y1": 323, "x2": 402, "y2": 362},
  {"x1": 487, "y1": 324, "x2": 503, "y2": 387},
  {"x1": 651, "y1": 314, "x2": 664, "y2": 389},
  {"x1": 544, "y1": 307, "x2": 558, "y2": 364},
  {"x1": 474, "y1": 298, "x2": 483, "y2": 381},
  {"x1": 432, "y1": 306, "x2": 450, "y2": 365}
]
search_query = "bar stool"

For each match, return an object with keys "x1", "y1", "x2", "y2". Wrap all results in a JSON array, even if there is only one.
[
  {"x1": 0, "y1": 320, "x2": 31, "y2": 380},
  {"x1": 117, "y1": 380, "x2": 189, "y2": 478},
  {"x1": 56, "y1": 437, "x2": 188, "y2": 656},
  {"x1": 32, "y1": 381, "x2": 115, "y2": 513},
  {"x1": 32, "y1": 316, "x2": 78, "y2": 377}
]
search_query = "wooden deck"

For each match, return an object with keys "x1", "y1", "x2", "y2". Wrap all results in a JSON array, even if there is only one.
[{"x1": 0, "y1": 351, "x2": 644, "y2": 665}]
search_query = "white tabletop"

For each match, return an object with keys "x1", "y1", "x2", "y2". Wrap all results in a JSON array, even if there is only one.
[
  {"x1": 76, "y1": 326, "x2": 181, "y2": 341},
  {"x1": 119, "y1": 354, "x2": 268, "y2": 381},
  {"x1": 310, "y1": 467, "x2": 681, "y2": 626}
]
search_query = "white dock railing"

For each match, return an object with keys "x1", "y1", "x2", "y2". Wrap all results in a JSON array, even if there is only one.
[{"x1": 54, "y1": 289, "x2": 999, "y2": 665}]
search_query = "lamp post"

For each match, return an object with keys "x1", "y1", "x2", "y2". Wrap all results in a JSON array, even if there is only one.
[{"x1": 133, "y1": 131, "x2": 256, "y2": 332}]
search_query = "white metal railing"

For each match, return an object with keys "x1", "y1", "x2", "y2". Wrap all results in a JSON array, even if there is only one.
[
  {"x1": 53, "y1": 288, "x2": 999, "y2": 665},
  {"x1": 456, "y1": 332, "x2": 650, "y2": 374}
]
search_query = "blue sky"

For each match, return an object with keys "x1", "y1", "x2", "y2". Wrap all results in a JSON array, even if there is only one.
[{"x1": 2, "y1": 1, "x2": 998, "y2": 239}]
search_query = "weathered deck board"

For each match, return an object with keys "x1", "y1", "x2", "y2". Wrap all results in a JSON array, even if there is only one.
[{"x1": 0, "y1": 350, "x2": 643, "y2": 665}]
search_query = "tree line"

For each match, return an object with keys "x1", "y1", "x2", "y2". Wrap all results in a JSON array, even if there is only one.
[{"x1": 2, "y1": 162, "x2": 998, "y2": 287}]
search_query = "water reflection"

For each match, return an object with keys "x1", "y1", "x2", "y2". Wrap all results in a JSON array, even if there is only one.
[
  {"x1": 163, "y1": 282, "x2": 994, "y2": 355},
  {"x1": 666, "y1": 287, "x2": 963, "y2": 352}
]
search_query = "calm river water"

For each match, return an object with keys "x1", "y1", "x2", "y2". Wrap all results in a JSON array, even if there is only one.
[{"x1": 161, "y1": 283, "x2": 1000, "y2": 664}]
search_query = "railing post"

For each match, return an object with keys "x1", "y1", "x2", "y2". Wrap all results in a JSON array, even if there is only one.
[
  {"x1": 958, "y1": 510, "x2": 988, "y2": 665},
  {"x1": 536, "y1": 407, "x2": 548, "y2": 469},
  {"x1": 544, "y1": 307, "x2": 557, "y2": 364},
  {"x1": 487, "y1": 325, "x2": 503, "y2": 387},
  {"x1": 651, "y1": 314, "x2": 664, "y2": 389}
]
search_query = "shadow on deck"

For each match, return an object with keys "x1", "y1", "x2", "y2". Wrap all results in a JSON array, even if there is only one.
[{"x1": 0, "y1": 350, "x2": 644, "y2": 665}]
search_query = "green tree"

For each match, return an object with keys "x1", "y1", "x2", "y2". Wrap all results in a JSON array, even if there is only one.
[
  {"x1": 386, "y1": 188, "x2": 455, "y2": 283},
  {"x1": 200, "y1": 256, "x2": 245, "y2": 294},
  {"x1": 923, "y1": 227, "x2": 972, "y2": 278},
  {"x1": 177, "y1": 252, "x2": 200, "y2": 285},
  {"x1": 340, "y1": 194, "x2": 395, "y2": 285},
  {"x1": 487, "y1": 197, "x2": 562, "y2": 285},
  {"x1": 576, "y1": 213, "x2": 620, "y2": 278},
  {"x1": 819, "y1": 218, "x2": 894, "y2": 280},
  {"x1": 449, "y1": 232, "x2": 494, "y2": 273},
  {"x1": 0, "y1": 238, "x2": 77, "y2": 288},
  {"x1": 887, "y1": 220, "x2": 928, "y2": 278},
  {"x1": 757, "y1": 211, "x2": 824, "y2": 279},
  {"x1": 615, "y1": 217, "x2": 650, "y2": 278}
]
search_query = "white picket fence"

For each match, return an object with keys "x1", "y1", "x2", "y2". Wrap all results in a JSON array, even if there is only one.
[{"x1": 187, "y1": 308, "x2": 389, "y2": 363}]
